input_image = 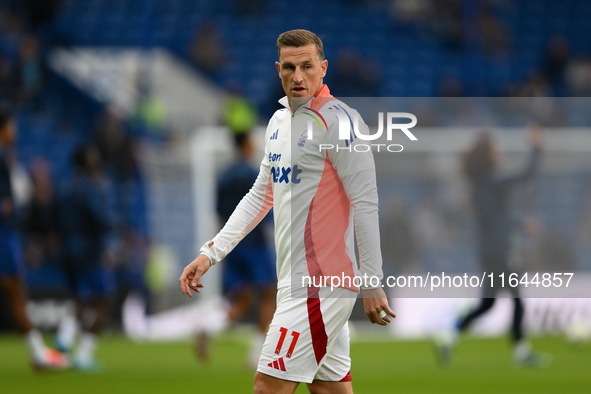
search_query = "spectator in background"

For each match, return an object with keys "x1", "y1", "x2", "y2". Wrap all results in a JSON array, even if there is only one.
[
  {"x1": 15, "y1": 33, "x2": 43, "y2": 109},
  {"x1": 131, "y1": 78, "x2": 168, "y2": 140},
  {"x1": 389, "y1": 0, "x2": 430, "y2": 25},
  {"x1": 541, "y1": 35, "x2": 570, "y2": 94},
  {"x1": 0, "y1": 9, "x2": 23, "y2": 103},
  {"x1": 0, "y1": 54, "x2": 18, "y2": 101},
  {"x1": 54, "y1": 144, "x2": 116, "y2": 371},
  {"x1": 94, "y1": 106, "x2": 150, "y2": 329},
  {"x1": 0, "y1": 8, "x2": 46, "y2": 109},
  {"x1": 330, "y1": 48, "x2": 382, "y2": 97},
  {"x1": 428, "y1": 0, "x2": 463, "y2": 52},
  {"x1": 94, "y1": 106, "x2": 137, "y2": 182},
  {"x1": 0, "y1": 106, "x2": 67, "y2": 370},
  {"x1": 477, "y1": 4, "x2": 510, "y2": 55},
  {"x1": 21, "y1": 157, "x2": 59, "y2": 271},
  {"x1": 222, "y1": 83, "x2": 258, "y2": 135},
  {"x1": 0, "y1": 9, "x2": 23, "y2": 59},
  {"x1": 188, "y1": 22, "x2": 227, "y2": 82}
]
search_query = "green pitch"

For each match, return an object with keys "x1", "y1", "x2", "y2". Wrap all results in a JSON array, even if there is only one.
[{"x1": 0, "y1": 332, "x2": 589, "y2": 393}]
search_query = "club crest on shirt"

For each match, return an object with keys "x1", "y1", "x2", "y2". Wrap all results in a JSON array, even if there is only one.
[{"x1": 297, "y1": 130, "x2": 308, "y2": 147}]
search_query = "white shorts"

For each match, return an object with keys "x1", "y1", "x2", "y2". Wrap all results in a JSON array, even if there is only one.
[{"x1": 257, "y1": 286, "x2": 357, "y2": 383}]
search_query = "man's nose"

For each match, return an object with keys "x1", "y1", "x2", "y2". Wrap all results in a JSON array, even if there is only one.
[{"x1": 293, "y1": 68, "x2": 304, "y2": 83}]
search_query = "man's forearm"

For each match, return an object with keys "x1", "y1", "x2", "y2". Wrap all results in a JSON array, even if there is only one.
[
  {"x1": 354, "y1": 203, "x2": 384, "y2": 288},
  {"x1": 201, "y1": 183, "x2": 272, "y2": 265}
]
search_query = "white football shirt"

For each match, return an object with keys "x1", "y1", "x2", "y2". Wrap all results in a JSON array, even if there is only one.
[{"x1": 200, "y1": 85, "x2": 383, "y2": 291}]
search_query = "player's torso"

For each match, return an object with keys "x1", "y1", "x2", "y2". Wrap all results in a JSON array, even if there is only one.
[{"x1": 266, "y1": 103, "x2": 356, "y2": 289}]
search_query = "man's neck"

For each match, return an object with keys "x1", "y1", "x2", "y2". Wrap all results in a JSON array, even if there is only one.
[
  {"x1": 288, "y1": 98, "x2": 307, "y2": 113},
  {"x1": 288, "y1": 85, "x2": 324, "y2": 112}
]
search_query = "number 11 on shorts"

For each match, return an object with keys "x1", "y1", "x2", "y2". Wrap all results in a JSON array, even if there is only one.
[{"x1": 274, "y1": 327, "x2": 300, "y2": 358}]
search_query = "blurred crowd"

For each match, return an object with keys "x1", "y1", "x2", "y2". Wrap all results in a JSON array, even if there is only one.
[
  {"x1": 0, "y1": 3, "x2": 151, "y2": 334},
  {"x1": 4, "y1": 104, "x2": 150, "y2": 323},
  {"x1": 184, "y1": 0, "x2": 591, "y2": 110},
  {"x1": 390, "y1": 0, "x2": 591, "y2": 97}
]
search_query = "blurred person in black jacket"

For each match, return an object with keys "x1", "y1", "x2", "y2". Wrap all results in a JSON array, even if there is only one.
[
  {"x1": 438, "y1": 125, "x2": 548, "y2": 367},
  {"x1": 0, "y1": 106, "x2": 67, "y2": 370}
]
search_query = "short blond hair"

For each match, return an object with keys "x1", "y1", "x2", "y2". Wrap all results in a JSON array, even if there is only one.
[{"x1": 277, "y1": 29, "x2": 324, "y2": 60}]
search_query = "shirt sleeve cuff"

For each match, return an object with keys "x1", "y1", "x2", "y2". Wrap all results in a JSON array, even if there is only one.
[{"x1": 199, "y1": 241, "x2": 217, "y2": 266}]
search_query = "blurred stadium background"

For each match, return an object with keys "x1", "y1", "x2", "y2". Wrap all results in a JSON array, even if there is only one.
[{"x1": 1, "y1": 0, "x2": 591, "y2": 392}]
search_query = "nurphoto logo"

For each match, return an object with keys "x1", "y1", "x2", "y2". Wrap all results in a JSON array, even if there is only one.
[{"x1": 312, "y1": 112, "x2": 418, "y2": 153}]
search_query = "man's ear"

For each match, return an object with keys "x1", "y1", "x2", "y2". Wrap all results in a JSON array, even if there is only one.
[
  {"x1": 275, "y1": 61, "x2": 281, "y2": 76},
  {"x1": 321, "y1": 59, "x2": 328, "y2": 78}
]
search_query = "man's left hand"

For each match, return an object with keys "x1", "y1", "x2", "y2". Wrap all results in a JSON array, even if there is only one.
[{"x1": 362, "y1": 287, "x2": 396, "y2": 326}]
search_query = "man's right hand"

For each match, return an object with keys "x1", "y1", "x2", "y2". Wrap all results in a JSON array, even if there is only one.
[{"x1": 179, "y1": 254, "x2": 211, "y2": 297}]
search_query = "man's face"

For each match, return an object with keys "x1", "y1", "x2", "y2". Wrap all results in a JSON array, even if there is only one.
[{"x1": 275, "y1": 44, "x2": 327, "y2": 107}]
